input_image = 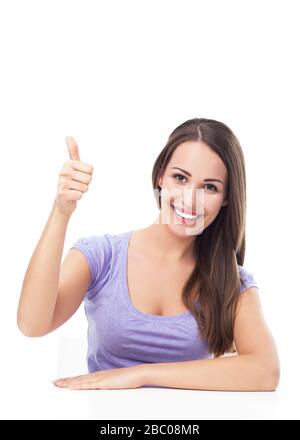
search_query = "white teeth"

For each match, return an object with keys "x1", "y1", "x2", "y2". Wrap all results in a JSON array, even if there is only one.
[{"x1": 174, "y1": 206, "x2": 198, "y2": 219}]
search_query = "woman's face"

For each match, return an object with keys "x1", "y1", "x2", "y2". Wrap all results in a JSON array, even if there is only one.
[{"x1": 157, "y1": 140, "x2": 229, "y2": 236}]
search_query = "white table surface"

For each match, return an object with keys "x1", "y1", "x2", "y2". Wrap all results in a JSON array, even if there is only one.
[{"x1": 0, "y1": 378, "x2": 299, "y2": 420}]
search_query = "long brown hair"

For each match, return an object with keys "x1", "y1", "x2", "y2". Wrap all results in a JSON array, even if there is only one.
[{"x1": 152, "y1": 117, "x2": 248, "y2": 357}]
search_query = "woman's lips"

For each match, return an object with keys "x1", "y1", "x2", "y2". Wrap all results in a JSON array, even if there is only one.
[
  {"x1": 170, "y1": 204, "x2": 203, "y2": 224},
  {"x1": 170, "y1": 204, "x2": 200, "y2": 217}
]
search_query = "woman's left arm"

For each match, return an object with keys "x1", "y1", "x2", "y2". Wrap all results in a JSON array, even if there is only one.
[{"x1": 142, "y1": 287, "x2": 280, "y2": 391}]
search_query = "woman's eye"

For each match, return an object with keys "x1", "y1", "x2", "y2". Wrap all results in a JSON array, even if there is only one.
[
  {"x1": 173, "y1": 174, "x2": 217, "y2": 192},
  {"x1": 173, "y1": 174, "x2": 187, "y2": 183},
  {"x1": 205, "y1": 184, "x2": 217, "y2": 192}
]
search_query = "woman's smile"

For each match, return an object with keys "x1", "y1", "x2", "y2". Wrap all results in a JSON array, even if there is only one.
[{"x1": 170, "y1": 203, "x2": 203, "y2": 225}]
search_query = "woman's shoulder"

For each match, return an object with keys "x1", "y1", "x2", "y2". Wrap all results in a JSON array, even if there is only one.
[
  {"x1": 84, "y1": 229, "x2": 131, "y2": 260},
  {"x1": 237, "y1": 264, "x2": 259, "y2": 293},
  {"x1": 103, "y1": 229, "x2": 131, "y2": 248}
]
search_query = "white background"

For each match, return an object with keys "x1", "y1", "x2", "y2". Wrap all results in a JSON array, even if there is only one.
[{"x1": 0, "y1": 0, "x2": 299, "y2": 419}]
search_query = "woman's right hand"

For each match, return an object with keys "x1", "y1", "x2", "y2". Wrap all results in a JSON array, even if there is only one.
[{"x1": 54, "y1": 136, "x2": 94, "y2": 217}]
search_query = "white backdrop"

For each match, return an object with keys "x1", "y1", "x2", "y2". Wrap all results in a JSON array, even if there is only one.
[{"x1": 0, "y1": 0, "x2": 299, "y2": 420}]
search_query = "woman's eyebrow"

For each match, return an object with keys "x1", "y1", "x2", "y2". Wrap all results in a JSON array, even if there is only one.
[{"x1": 171, "y1": 167, "x2": 224, "y2": 185}]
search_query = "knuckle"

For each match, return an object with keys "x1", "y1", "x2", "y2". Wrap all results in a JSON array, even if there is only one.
[
  {"x1": 87, "y1": 164, "x2": 94, "y2": 173},
  {"x1": 59, "y1": 169, "x2": 66, "y2": 177}
]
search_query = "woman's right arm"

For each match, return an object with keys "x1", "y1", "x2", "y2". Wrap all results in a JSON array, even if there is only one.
[{"x1": 17, "y1": 137, "x2": 94, "y2": 337}]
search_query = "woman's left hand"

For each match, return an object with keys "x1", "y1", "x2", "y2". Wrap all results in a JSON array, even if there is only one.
[{"x1": 52, "y1": 364, "x2": 147, "y2": 390}]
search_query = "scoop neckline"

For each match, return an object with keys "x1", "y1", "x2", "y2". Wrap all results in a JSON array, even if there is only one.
[{"x1": 121, "y1": 230, "x2": 192, "y2": 321}]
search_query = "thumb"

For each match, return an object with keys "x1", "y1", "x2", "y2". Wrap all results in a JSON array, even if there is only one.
[{"x1": 65, "y1": 136, "x2": 81, "y2": 161}]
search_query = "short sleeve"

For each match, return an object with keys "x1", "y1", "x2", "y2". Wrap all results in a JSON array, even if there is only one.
[
  {"x1": 70, "y1": 234, "x2": 112, "y2": 300},
  {"x1": 238, "y1": 265, "x2": 259, "y2": 293}
]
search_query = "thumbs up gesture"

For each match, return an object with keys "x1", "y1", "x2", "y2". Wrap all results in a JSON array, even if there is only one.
[
  {"x1": 66, "y1": 136, "x2": 81, "y2": 161},
  {"x1": 54, "y1": 137, "x2": 94, "y2": 217}
]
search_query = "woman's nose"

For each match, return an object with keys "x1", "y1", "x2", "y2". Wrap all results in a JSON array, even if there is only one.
[{"x1": 182, "y1": 187, "x2": 204, "y2": 212}]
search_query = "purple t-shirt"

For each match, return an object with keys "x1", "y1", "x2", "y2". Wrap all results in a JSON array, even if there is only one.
[{"x1": 70, "y1": 230, "x2": 258, "y2": 374}]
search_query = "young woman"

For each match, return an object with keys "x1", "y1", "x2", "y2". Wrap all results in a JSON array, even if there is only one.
[{"x1": 17, "y1": 117, "x2": 280, "y2": 391}]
